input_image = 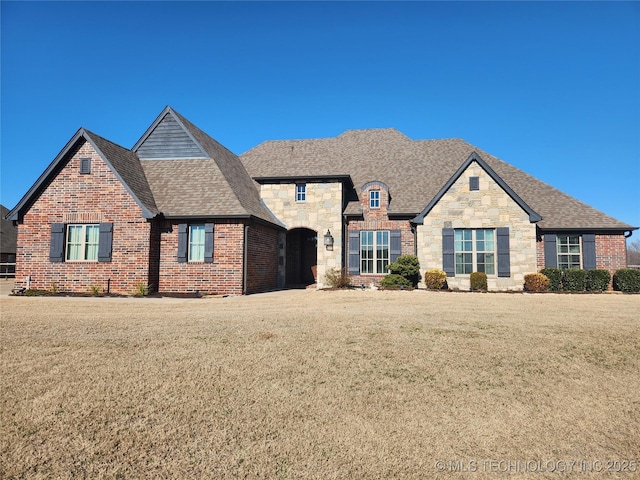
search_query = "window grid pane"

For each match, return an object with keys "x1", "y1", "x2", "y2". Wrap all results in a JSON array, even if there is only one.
[
  {"x1": 360, "y1": 230, "x2": 389, "y2": 274},
  {"x1": 369, "y1": 190, "x2": 380, "y2": 208},
  {"x1": 85, "y1": 225, "x2": 99, "y2": 261},
  {"x1": 454, "y1": 229, "x2": 496, "y2": 275},
  {"x1": 557, "y1": 235, "x2": 581, "y2": 269},
  {"x1": 66, "y1": 224, "x2": 99, "y2": 261},
  {"x1": 296, "y1": 184, "x2": 306, "y2": 202}
]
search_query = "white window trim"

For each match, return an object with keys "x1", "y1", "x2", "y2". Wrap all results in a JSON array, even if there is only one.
[
  {"x1": 360, "y1": 230, "x2": 389, "y2": 275},
  {"x1": 557, "y1": 234, "x2": 582, "y2": 270},
  {"x1": 369, "y1": 190, "x2": 380, "y2": 209},
  {"x1": 188, "y1": 224, "x2": 205, "y2": 262},
  {"x1": 454, "y1": 229, "x2": 496, "y2": 276},
  {"x1": 65, "y1": 224, "x2": 99, "y2": 262},
  {"x1": 296, "y1": 184, "x2": 306, "y2": 202}
]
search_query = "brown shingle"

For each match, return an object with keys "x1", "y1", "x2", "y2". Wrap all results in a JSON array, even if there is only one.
[{"x1": 241, "y1": 129, "x2": 635, "y2": 230}]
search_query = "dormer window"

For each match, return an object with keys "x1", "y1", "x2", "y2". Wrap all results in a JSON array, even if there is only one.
[
  {"x1": 296, "y1": 183, "x2": 306, "y2": 202},
  {"x1": 369, "y1": 190, "x2": 380, "y2": 208}
]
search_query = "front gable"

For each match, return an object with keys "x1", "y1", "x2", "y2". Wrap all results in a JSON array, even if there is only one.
[
  {"x1": 413, "y1": 152, "x2": 542, "y2": 225},
  {"x1": 7, "y1": 129, "x2": 157, "y2": 222},
  {"x1": 133, "y1": 107, "x2": 208, "y2": 160}
]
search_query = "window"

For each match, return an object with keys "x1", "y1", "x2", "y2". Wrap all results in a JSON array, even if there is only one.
[
  {"x1": 296, "y1": 184, "x2": 306, "y2": 202},
  {"x1": 454, "y1": 229, "x2": 495, "y2": 275},
  {"x1": 177, "y1": 223, "x2": 214, "y2": 263},
  {"x1": 557, "y1": 235, "x2": 581, "y2": 269},
  {"x1": 469, "y1": 176, "x2": 479, "y2": 191},
  {"x1": 361, "y1": 230, "x2": 389, "y2": 274},
  {"x1": 66, "y1": 224, "x2": 99, "y2": 261},
  {"x1": 188, "y1": 225, "x2": 205, "y2": 262},
  {"x1": 369, "y1": 190, "x2": 380, "y2": 208}
]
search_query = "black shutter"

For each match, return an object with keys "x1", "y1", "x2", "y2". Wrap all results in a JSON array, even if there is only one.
[
  {"x1": 177, "y1": 223, "x2": 188, "y2": 263},
  {"x1": 469, "y1": 176, "x2": 479, "y2": 191},
  {"x1": 390, "y1": 230, "x2": 402, "y2": 263},
  {"x1": 544, "y1": 234, "x2": 557, "y2": 268},
  {"x1": 496, "y1": 227, "x2": 510, "y2": 277},
  {"x1": 348, "y1": 230, "x2": 360, "y2": 275},
  {"x1": 50, "y1": 223, "x2": 65, "y2": 262},
  {"x1": 204, "y1": 223, "x2": 214, "y2": 263},
  {"x1": 98, "y1": 222, "x2": 113, "y2": 262},
  {"x1": 442, "y1": 228, "x2": 455, "y2": 277},
  {"x1": 582, "y1": 233, "x2": 596, "y2": 270}
]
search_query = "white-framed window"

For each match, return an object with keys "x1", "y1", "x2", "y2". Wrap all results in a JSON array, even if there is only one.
[
  {"x1": 296, "y1": 184, "x2": 306, "y2": 202},
  {"x1": 455, "y1": 229, "x2": 495, "y2": 275},
  {"x1": 557, "y1": 235, "x2": 581, "y2": 269},
  {"x1": 369, "y1": 190, "x2": 380, "y2": 208},
  {"x1": 361, "y1": 230, "x2": 389, "y2": 274},
  {"x1": 66, "y1": 224, "x2": 99, "y2": 261},
  {"x1": 188, "y1": 224, "x2": 205, "y2": 262}
]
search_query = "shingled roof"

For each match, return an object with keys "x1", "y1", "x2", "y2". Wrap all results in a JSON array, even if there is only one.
[
  {"x1": 1, "y1": 205, "x2": 17, "y2": 254},
  {"x1": 6, "y1": 129, "x2": 159, "y2": 221},
  {"x1": 136, "y1": 107, "x2": 280, "y2": 225},
  {"x1": 241, "y1": 128, "x2": 635, "y2": 231}
]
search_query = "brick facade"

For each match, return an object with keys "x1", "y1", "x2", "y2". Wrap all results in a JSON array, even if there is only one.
[
  {"x1": 245, "y1": 222, "x2": 280, "y2": 294},
  {"x1": 14, "y1": 141, "x2": 152, "y2": 294},
  {"x1": 347, "y1": 183, "x2": 415, "y2": 287},
  {"x1": 158, "y1": 220, "x2": 244, "y2": 295},
  {"x1": 595, "y1": 233, "x2": 627, "y2": 272}
]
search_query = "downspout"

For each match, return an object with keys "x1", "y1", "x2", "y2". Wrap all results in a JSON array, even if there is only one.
[
  {"x1": 243, "y1": 224, "x2": 249, "y2": 295},
  {"x1": 411, "y1": 223, "x2": 417, "y2": 256}
]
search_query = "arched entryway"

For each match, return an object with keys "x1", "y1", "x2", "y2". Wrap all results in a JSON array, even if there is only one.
[{"x1": 286, "y1": 228, "x2": 317, "y2": 286}]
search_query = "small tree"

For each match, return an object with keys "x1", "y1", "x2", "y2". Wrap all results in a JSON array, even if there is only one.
[{"x1": 386, "y1": 255, "x2": 421, "y2": 287}]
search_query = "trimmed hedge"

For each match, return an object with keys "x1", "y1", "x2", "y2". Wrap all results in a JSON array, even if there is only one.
[
  {"x1": 423, "y1": 269, "x2": 447, "y2": 290},
  {"x1": 585, "y1": 269, "x2": 611, "y2": 292},
  {"x1": 380, "y1": 274, "x2": 412, "y2": 289},
  {"x1": 613, "y1": 268, "x2": 640, "y2": 293},
  {"x1": 562, "y1": 269, "x2": 586, "y2": 292},
  {"x1": 524, "y1": 273, "x2": 549, "y2": 292},
  {"x1": 387, "y1": 255, "x2": 421, "y2": 287},
  {"x1": 470, "y1": 272, "x2": 488, "y2": 291},
  {"x1": 540, "y1": 268, "x2": 562, "y2": 291}
]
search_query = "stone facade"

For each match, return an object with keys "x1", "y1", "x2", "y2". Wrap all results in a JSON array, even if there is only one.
[
  {"x1": 259, "y1": 182, "x2": 344, "y2": 288},
  {"x1": 416, "y1": 161, "x2": 537, "y2": 291},
  {"x1": 14, "y1": 141, "x2": 152, "y2": 294}
]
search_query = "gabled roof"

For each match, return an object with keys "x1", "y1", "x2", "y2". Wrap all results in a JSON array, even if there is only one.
[
  {"x1": 7, "y1": 128, "x2": 159, "y2": 221},
  {"x1": 136, "y1": 107, "x2": 279, "y2": 225},
  {"x1": 413, "y1": 152, "x2": 542, "y2": 224},
  {"x1": 241, "y1": 129, "x2": 636, "y2": 231},
  {"x1": 1, "y1": 205, "x2": 17, "y2": 253}
]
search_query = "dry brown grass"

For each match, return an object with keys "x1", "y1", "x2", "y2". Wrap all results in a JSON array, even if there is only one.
[{"x1": 1, "y1": 290, "x2": 638, "y2": 479}]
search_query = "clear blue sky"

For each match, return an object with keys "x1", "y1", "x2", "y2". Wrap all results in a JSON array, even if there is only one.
[{"x1": 2, "y1": 1, "x2": 639, "y2": 228}]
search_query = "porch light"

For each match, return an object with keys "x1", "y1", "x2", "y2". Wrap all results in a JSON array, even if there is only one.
[{"x1": 323, "y1": 229, "x2": 334, "y2": 250}]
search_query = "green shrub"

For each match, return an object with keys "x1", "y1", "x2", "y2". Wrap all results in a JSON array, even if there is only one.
[
  {"x1": 585, "y1": 269, "x2": 611, "y2": 292},
  {"x1": 524, "y1": 273, "x2": 549, "y2": 292},
  {"x1": 386, "y1": 255, "x2": 421, "y2": 287},
  {"x1": 380, "y1": 274, "x2": 412, "y2": 289},
  {"x1": 470, "y1": 272, "x2": 487, "y2": 291},
  {"x1": 423, "y1": 269, "x2": 447, "y2": 290},
  {"x1": 324, "y1": 268, "x2": 351, "y2": 288},
  {"x1": 540, "y1": 268, "x2": 562, "y2": 291},
  {"x1": 613, "y1": 268, "x2": 640, "y2": 293},
  {"x1": 562, "y1": 269, "x2": 586, "y2": 292}
]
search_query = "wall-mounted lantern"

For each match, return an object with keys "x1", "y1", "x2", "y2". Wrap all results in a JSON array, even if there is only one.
[{"x1": 323, "y1": 229, "x2": 334, "y2": 250}]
